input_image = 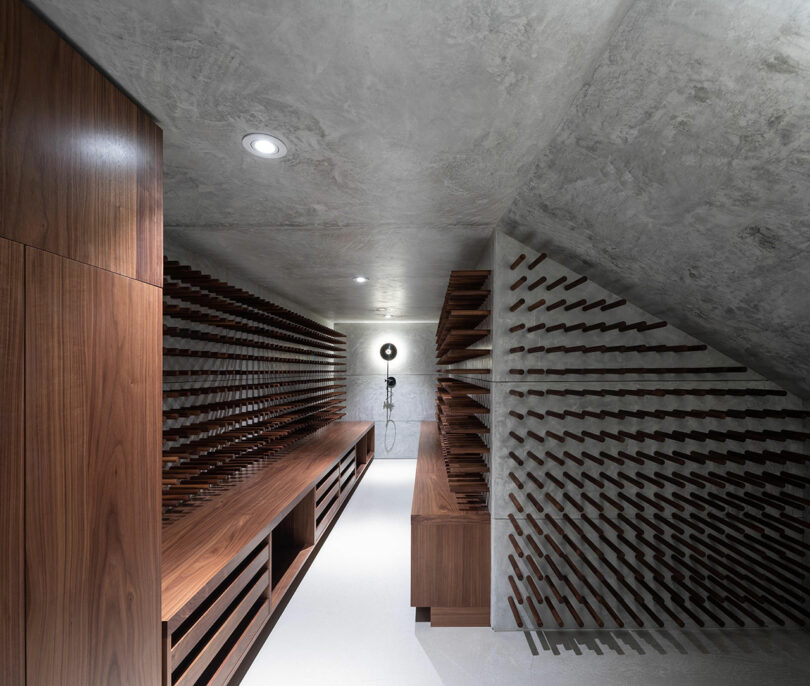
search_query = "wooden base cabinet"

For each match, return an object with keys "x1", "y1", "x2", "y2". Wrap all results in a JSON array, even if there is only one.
[
  {"x1": 161, "y1": 422, "x2": 374, "y2": 685},
  {"x1": 411, "y1": 422, "x2": 490, "y2": 627}
]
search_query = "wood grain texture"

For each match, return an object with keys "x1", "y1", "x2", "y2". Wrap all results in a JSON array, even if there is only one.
[
  {"x1": 411, "y1": 421, "x2": 490, "y2": 612},
  {"x1": 0, "y1": 0, "x2": 162, "y2": 285},
  {"x1": 430, "y1": 607, "x2": 490, "y2": 627},
  {"x1": 25, "y1": 247, "x2": 162, "y2": 685},
  {"x1": 162, "y1": 421, "x2": 373, "y2": 622},
  {"x1": 0, "y1": 237, "x2": 24, "y2": 686},
  {"x1": 136, "y1": 111, "x2": 163, "y2": 286},
  {"x1": 412, "y1": 421, "x2": 486, "y2": 521}
]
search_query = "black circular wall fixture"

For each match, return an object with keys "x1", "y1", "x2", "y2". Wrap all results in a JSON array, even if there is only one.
[{"x1": 379, "y1": 343, "x2": 398, "y2": 361}]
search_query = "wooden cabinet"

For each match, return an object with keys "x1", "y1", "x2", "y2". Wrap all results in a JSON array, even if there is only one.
[
  {"x1": 25, "y1": 248, "x2": 162, "y2": 685},
  {"x1": 0, "y1": 0, "x2": 163, "y2": 286},
  {"x1": 0, "y1": 237, "x2": 24, "y2": 686},
  {"x1": 162, "y1": 422, "x2": 374, "y2": 685},
  {"x1": 1, "y1": 1, "x2": 164, "y2": 683},
  {"x1": 411, "y1": 421, "x2": 490, "y2": 627}
]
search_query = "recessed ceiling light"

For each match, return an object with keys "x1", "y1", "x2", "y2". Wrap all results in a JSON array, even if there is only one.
[
  {"x1": 353, "y1": 276, "x2": 368, "y2": 283},
  {"x1": 242, "y1": 133, "x2": 287, "y2": 159},
  {"x1": 384, "y1": 314, "x2": 393, "y2": 319}
]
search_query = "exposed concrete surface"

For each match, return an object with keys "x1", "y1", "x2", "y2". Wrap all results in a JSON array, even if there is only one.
[
  {"x1": 29, "y1": 0, "x2": 631, "y2": 320},
  {"x1": 487, "y1": 232, "x2": 810, "y2": 630},
  {"x1": 337, "y1": 322, "x2": 437, "y2": 458},
  {"x1": 29, "y1": 0, "x2": 810, "y2": 394},
  {"x1": 503, "y1": 0, "x2": 810, "y2": 397}
]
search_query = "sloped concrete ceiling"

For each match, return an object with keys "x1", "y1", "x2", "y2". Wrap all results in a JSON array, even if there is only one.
[
  {"x1": 28, "y1": 0, "x2": 810, "y2": 395},
  {"x1": 29, "y1": 0, "x2": 630, "y2": 320},
  {"x1": 503, "y1": 0, "x2": 810, "y2": 397}
]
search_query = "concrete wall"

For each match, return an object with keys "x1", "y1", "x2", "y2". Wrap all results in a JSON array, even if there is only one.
[
  {"x1": 337, "y1": 322, "x2": 437, "y2": 458},
  {"x1": 489, "y1": 232, "x2": 810, "y2": 631}
]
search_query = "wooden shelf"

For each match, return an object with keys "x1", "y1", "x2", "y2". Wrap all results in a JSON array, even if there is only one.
[
  {"x1": 271, "y1": 547, "x2": 313, "y2": 612},
  {"x1": 162, "y1": 421, "x2": 374, "y2": 685},
  {"x1": 437, "y1": 378, "x2": 491, "y2": 396},
  {"x1": 434, "y1": 270, "x2": 492, "y2": 510}
]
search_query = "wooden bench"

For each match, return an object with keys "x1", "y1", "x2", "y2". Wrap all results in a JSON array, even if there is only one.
[
  {"x1": 161, "y1": 421, "x2": 374, "y2": 685},
  {"x1": 411, "y1": 421, "x2": 490, "y2": 627}
]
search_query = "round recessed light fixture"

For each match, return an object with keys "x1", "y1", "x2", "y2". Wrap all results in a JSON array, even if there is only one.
[
  {"x1": 242, "y1": 133, "x2": 287, "y2": 159},
  {"x1": 353, "y1": 276, "x2": 368, "y2": 284},
  {"x1": 384, "y1": 313, "x2": 393, "y2": 319}
]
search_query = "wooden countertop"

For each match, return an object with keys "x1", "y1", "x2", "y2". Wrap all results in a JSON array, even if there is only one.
[
  {"x1": 162, "y1": 421, "x2": 373, "y2": 622},
  {"x1": 411, "y1": 421, "x2": 489, "y2": 523}
]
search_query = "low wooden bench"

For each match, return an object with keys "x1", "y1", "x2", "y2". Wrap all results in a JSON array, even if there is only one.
[
  {"x1": 161, "y1": 421, "x2": 374, "y2": 685},
  {"x1": 411, "y1": 421, "x2": 490, "y2": 627}
]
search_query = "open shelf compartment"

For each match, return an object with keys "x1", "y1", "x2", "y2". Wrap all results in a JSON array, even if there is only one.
[{"x1": 271, "y1": 491, "x2": 315, "y2": 608}]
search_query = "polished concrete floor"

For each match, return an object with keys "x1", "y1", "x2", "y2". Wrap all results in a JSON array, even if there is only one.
[{"x1": 240, "y1": 459, "x2": 810, "y2": 686}]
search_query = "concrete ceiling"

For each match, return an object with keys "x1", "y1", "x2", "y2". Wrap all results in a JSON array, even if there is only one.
[
  {"x1": 29, "y1": 0, "x2": 631, "y2": 320},
  {"x1": 502, "y1": 0, "x2": 810, "y2": 397},
  {"x1": 28, "y1": 0, "x2": 810, "y2": 395}
]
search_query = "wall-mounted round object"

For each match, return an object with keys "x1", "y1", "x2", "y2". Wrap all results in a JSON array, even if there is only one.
[{"x1": 379, "y1": 343, "x2": 397, "y2": 361}]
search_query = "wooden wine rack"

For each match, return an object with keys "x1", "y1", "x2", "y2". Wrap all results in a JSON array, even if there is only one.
[
  {"x1": 496, "y1": 241, "x2": 810, "y2": 631},
  {"x1": 435, "y1": 270, "x2": 492, "y2": 511},
  {"x1": 162, "y1": 259, "x2": 347, "y2": 519}
]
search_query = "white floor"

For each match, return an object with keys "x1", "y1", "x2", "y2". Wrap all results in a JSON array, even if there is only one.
[{"x1": 240, "y1": 459, "x2": 810, "y2": 686}]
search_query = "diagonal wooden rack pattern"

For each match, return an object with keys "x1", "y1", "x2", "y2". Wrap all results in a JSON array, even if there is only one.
[
  {"x1": 499, "y1": 247, "x2": 810, "y2": 630},
  {"x1": 162, "y1": 259, "x2": 347, "y2": 520}
]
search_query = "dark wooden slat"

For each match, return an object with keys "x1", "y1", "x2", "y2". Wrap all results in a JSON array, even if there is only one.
[
  {"x1": 171, "y1": 557, "x2": 269, "y2": 668},
  {"x1": 0, "y1": 237, "x2": 24, "y2": 686}
]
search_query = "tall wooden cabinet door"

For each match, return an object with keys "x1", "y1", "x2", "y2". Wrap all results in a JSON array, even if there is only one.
[
  {"x1": 25, "y1": 248, "x2": 162, "y2": 686},
  {"x1": 1, "y1": 0, "x2": 163, "y2": 286},
  {"x1": 0, "y1": 236, "x2": 24, "y2": 686}
]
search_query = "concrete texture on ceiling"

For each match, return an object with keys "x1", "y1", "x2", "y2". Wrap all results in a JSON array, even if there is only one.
[
  {"x1": 30, "y1": 0, "x2": 631, "y2": 319},
  {"x1": 503, "y1": 0, "x2": 810, "y2": 397},
  {"x1": 27, "y1": 0, "x2": 810, "y2": 395},
  {"x1": 165, "y1": 224, "x2": 491, "y2": 321}
]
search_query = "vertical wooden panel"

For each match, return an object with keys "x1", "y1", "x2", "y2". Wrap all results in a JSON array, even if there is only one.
[
  {"x1": 136, "y1": 110, "x2": 163, "y2": 287},
  {"x1": 25, "y1": 247, "x2": 161, "y2": 685},
  {"x1": 0, "y1": 0, "x2": 162, "y2": 286},
  {"x1": 0, "y1": 236, "x2": 24, "y2": 686}
]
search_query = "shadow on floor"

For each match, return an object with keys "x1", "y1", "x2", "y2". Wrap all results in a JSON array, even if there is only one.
[{"x1": 526, "y1": 627, "x2": 810, "y2": 657}]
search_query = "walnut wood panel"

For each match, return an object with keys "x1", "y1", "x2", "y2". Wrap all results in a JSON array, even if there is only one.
[
  {"x1": 162, "y1": 421, "x2": 373, "y2": 623},
  {"x1": 25, "y1": 248, "x2": 161, "y2": 685},
  {"x1": 429, "y1": 607, "x2": 490, "y2": 628},
  {"x1": 0, "y1": 237, "x2": 24, "y2": 686},
  {"x1": 0, "y1": 0, "x2": 162, "y2": 285},
  {"x1": 202, "y1": 600, "x2": 271, "y2": 686},
  {"x1": 411, "y1": 422, "x2": 490, "y2": 617}
]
